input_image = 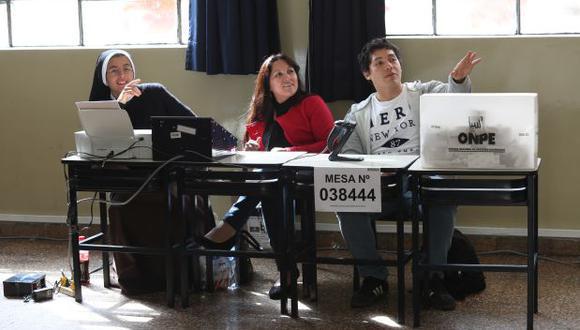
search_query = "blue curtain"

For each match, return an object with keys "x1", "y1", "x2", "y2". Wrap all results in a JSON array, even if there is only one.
[
  {"x1": 307, "y1": 0, "x2": 386, "y2": 102},
  {"x1": 186, "y1": 0, "x2": 281, "y2": 75}
]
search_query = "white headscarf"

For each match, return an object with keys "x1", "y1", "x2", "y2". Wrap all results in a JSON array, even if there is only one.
[{"x1": 101, "y1": 49, "x2": 136, "y2": 86}]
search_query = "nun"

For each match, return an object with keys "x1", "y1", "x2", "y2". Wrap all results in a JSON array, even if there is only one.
[
  {"x1": 89, "y1": 49, "x2": 195, "y2": 127},
  {"x1": 88, "y1": 49, "x2": 214, "y2": 295}
]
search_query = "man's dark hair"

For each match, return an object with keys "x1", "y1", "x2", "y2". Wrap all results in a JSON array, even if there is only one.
[{"x1": 357, "y1": 37, "x2": 401, "y2": 74}]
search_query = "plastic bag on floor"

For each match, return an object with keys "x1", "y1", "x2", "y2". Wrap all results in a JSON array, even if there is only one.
[
  {"x1": 213, "y1": 256, "x2": 238, "y2": 290},
  {"x1": 198, "y1": 255, "x2": 238, "y2": 291}
]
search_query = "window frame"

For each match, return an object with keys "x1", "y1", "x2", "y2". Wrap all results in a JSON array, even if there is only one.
[
  {"x1": 2, "y1": 0, "x2": 13, "y2": 47},
  {"x1": 1, "y1": 0, "x2": 187, "y2": 48},
  {"x1": 385, "y1": 0, "x2": 580, "y2": 37}
]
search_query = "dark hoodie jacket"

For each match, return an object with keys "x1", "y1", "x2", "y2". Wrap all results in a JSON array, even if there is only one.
[{"x1": 89, "y1": 49, "x2": 195, "y2": 129}]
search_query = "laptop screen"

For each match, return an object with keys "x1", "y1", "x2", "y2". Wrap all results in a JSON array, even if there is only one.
[{"x1": 151, "y1": 116, "x2": 237, "y2": 161}]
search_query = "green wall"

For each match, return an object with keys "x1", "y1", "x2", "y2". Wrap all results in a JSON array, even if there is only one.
[{"x1": 0, "y1": 0, "x2": 578, "y2": 232}]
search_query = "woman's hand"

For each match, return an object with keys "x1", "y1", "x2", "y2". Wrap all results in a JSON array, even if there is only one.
[
  {"x1": 117, "y1": 79, "x2": 142, "y2": 104},
  {"x1": 270, "y1": 147, "x2": 289, "y2": 152},
  {"x1": 244, "y1": 137, "x2": 261, "y2": 151},
  {"x1": 450, "y1": 51, "x2": 482, "y2": 83}
]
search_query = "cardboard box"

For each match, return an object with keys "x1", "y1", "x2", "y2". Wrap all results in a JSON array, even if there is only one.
[
  {"x1": 420, "y1": 93, "x2": 538, "y2": 169},
  {"x1": 246, "y1": 212, "x2": 271, "y2": 250}
]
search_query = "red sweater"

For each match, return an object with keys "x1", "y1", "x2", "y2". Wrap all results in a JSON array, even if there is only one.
[{"x1": 245, "y1": 95, "x2": 334, "y2": 152}]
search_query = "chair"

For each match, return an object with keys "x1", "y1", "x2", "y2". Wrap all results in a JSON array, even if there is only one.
[{"x1": 292, "y1": 169, "x2": 412, "y2": 324}]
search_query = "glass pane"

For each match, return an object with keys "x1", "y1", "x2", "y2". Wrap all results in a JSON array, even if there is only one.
[
  {"x1": 11, "y1": 0, "x2": 79, "y2": 47},
  {"x1": 0, "y1": 3, "x2": 8, "y2": 47},
  {"x1": 180, "y1": 0, "x2": 190, "y2": 43},
  {"x1": 82, "y1": 0, "x2": 179, "y2": 46},
  {"x1": 437, "y1": 0, "x2": 516, "y2": 35},
  {"x1": 521, "y1": 0, "x2": 580, "y2": 34},
  {"x1": 385, "y1": 0, "x2": 433, "y2": 35}
]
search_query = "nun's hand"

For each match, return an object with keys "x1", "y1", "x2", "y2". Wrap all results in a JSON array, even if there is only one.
[{"x1": 117, "y1": 79, "x2": 142, "y2": 104}]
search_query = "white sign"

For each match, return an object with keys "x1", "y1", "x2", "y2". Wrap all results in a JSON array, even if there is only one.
[{"x1": 314, "y1": 167, "x2": 381, "y2": 212}]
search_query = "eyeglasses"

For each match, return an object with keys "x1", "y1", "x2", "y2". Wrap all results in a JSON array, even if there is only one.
[{"x1": 107, "y1": 66, "x2": 133, "y2": 77}]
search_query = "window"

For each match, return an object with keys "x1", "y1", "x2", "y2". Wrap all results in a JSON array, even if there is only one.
[
  {"x1": 1, "y1": 0, "x2": 189, "y2": 47},
  {"x1": 11, "y1": 0, "x2": 79, "y2": 47},
  {"x1": 436, "y1": 0, "x2": 516, "y2": 35},
  {"x1": 385, "y1": 0, "x2": 580, "y2": 36},
  {"x1": 385, "y1": 0, "x2": 432, "y2": 35},
  {"x1": 521, "y1": 0, "x2": 580, "y2": 34},
  {"x1": 179, "y1": 0, "x2": 189, "y2": 43},
  {"x1": 83, "y1": 0, "x2": 179, "y2": 46},
  {"x1": 0, "y1": 2, "x2": 8, "y2": 47}
]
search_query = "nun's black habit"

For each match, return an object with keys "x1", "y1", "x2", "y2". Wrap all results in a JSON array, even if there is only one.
[
  {"x1": 89, "y1": 49, "x2": 195, "y2": 128},
  {"x1": 89, "y1": 50, "x2": 214, "y2": 295}
]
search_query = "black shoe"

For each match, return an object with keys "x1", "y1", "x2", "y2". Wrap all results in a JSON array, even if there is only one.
[
  {"x1": 351, "y1": 277, "x2": 388, "y2": 308},
  {"x1": 240, "y1": 230, "x2": 263, "y2": 251},
  {"x1": 268, "y1": 269, "x2": 300, "y2": 300},
  {"x1": 238, "y1": 257, "x2": 254, "y2": 285},
  {"x1": 196, "y1": 234, "x2": 237, "y2": 250},
  {"x1": 424, "y1": 276, "x2": 456, "y2": 311}
]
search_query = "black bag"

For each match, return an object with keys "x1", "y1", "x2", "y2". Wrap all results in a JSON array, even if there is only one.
[
  {"x1": 109, "y1": 193, "x2": 215, "y2": 295},
  {"x1": 444, "y1": 229, "x2": 486, "y2": 300}
]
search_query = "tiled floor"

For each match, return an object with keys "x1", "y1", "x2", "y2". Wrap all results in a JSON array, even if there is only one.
[{"x1": 1, "y1": 239, "x2": 578, "y2": 329}]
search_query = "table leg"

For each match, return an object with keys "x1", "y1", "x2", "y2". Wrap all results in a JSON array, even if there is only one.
[
  {"x1": 67, "y1": 176, "x2": 82, "y2": 303},
  {"x1": 178, "y1": 185, "x2": 190, "y2": 308},
  {"x1": 533, "y1": 173, "x2": 539, "y2": 314},
  {"x1": 165, "y1": 171, "x2": 176, "y2": 308},
  {"x1": 411, "y1": 175, "x2": 421, "y2": 327},
  {"x1": 99, "y1": 192, "x2": 111, "y2": 288},
  {"x1": 526, "y1": 174, "x2": 535, "y2": 330},
  {"x1": 396, "y1": 173, "x2": 406, "y2": 325}
]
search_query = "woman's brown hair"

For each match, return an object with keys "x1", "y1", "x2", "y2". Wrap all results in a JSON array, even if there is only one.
[{"x1": 245, "y1": 54, "x2": 305, "y2": 130}]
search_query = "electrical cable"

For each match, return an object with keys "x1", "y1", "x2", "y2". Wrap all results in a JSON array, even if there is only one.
[
  {"x1": 72, "y1": 154, "x2": 185, "y2": 207},
  {"x1": 63, "y1": 145, "x2": 243, "y2": 227},
  {"x1": 62, "y1": 146, "x2": 180, "y2": 274},
  {"x1": 64, "y1": 145, "x2": 322, "y2": 213},
  {"x1": 64, "y1": 146, "x2": 244, "y2": 209}
]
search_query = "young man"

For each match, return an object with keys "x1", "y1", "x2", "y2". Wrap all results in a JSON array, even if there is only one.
[{"x1": 337, "y1": 38, "x2": 481, "y2": 310}]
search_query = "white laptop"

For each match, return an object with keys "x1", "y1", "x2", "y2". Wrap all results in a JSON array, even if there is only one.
[
  {"x1": 74, "y1": 100, "x2": 152, "y2": 159},
  {"x1": 420, "y1": 93, "x2": 538, "y2": 170}
]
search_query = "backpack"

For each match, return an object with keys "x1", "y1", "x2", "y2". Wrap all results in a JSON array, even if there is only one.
[{"x1": 444, "y1": 229, "x2": 486, "y2": 300}]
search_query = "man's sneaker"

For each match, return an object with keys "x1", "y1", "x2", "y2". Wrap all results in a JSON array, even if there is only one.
[
  {"x1": 424, "y1": 276, "x2": 456, "y2": 311},
  {"x1": 351, "y1": 277, "x2": 388, "y2": 308}
]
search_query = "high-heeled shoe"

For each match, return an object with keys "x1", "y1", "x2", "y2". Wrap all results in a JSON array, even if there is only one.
[
  {"x1": 268, "y1": 269, "x2": 300, "y2": 300},
  {"x1": 196, "y1": 229, "x2": 265, "y2": 251},
  {"x1": 196, "y1": 234, "x2": 238, "y2": 250},
  {"x1": 240, "y1": 230, "x2": 263, "y2": 251}
]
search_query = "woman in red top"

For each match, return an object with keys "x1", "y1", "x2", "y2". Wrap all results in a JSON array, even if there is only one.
[{"x1": 198, "y1": 54, "x2": 334, "y2": 299}]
